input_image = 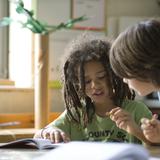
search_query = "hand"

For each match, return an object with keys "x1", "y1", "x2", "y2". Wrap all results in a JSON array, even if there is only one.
[
  {"x1": 109, "y1": 107, "x2": 139, "y2": 134},
  {"x1": 41, "y1": 127, "x2": 70, "y2": 143},
  {"x1": 141, "y1": 114, "x2": 160, "y2": 143}
]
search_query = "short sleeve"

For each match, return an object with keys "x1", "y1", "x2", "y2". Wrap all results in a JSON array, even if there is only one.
[
  {"x1": 122, "y1": 100, "x2": 152, "y2": 125},
  {"x1": 132, "y1": 101, "x2": 152, "y2": 125},
  {"x1": 47, "y1": 110, "x2": 71, "y2": 135}
]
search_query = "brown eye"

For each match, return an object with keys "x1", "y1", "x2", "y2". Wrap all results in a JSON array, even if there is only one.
[
  {"x1": 85, "y1": 79, "x2": 91, "y2": 84},
  {"x1": 98, "y1": 73, "x2": 106, "y2": 79},
  {"x1": 98, "y1": 75, "x2": 105, "y2": 79}
]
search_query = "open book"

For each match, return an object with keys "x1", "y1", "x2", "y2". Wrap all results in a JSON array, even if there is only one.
[
  {"x1": 34, "y1": 141, "x2": 150, "y2": 160},
  {"x1": 0, "y1": 138, "x2": 62, "y2": 150}
]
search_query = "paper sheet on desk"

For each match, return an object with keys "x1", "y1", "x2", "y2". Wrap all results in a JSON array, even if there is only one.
[
  {"x1": 150, "y1": 157, "x2": 160, "y2": 160},
  {"x1": 34, "y1": 141, "x2": 149, "y2": 160}
]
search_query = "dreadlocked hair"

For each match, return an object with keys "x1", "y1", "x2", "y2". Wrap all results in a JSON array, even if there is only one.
[{"x1": 60, "y1": 34, "x2": 135, "y2": 127}]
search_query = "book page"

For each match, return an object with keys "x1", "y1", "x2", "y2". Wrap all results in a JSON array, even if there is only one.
[{"x1": 0, "y1": 138, "x2": 62, "y2": 150}]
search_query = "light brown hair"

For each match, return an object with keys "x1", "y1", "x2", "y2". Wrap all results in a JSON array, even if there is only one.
[{"x1": 110, "y1": 19, "x2": 160, "y2": 87}]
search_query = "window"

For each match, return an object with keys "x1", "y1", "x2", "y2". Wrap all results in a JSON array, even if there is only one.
[
  {"x1": 9, "y1": 0, "x2": 33, "y2": 87},
  {"x1": 0, "y1": 0, "x2": 33, "y2": 87}
]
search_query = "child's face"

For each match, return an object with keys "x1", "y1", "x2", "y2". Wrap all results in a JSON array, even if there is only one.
[
  {"x1": 83, "y1": 60, "x2": 110, "y2": 104},
  {"x1": 123, "y1": 78, "x2": 158, "y2": 96}
]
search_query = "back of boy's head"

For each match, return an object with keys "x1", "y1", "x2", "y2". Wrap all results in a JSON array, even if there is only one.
[
  {"x1": 110, "y1": 18, "x2": 160, "y2": 86},
  {"x1": 61, "y1": 34, "x2": 135, "y2": 124}
]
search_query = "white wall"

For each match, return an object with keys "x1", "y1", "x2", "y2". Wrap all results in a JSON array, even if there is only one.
[
  {"x1": 106, "y1": 0, "x2": 160, "y2": 38},
  {"x1": 107, "y1": 0, "x2": 160, "y2": 17},
  {"x1": 0, "y1": 0, "x2": 8, "y2": 78},
  {"x1": 0, "y1": 88, "x2": 34, "y2": 113},
  {"x1": 0, "y1": 88, "x2": 64, "y2": 113}
]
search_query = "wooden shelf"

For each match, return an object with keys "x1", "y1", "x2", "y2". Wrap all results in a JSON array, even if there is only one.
[
  {"x1": 0, "y1": 112, "x2": 61, "y2": 129},
  {"x1": 0, "y1": 128, "x2": 36, "y2": 143},
  {"x1": 0, "y1": 79, "x2": 15, "y2": 86}
]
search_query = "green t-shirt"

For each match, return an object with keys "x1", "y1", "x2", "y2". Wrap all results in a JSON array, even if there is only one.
[{"x1": 49, "y1": 100, "x2": 152, "y2": 144}]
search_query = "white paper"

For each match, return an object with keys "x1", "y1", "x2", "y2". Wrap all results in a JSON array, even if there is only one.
[
  {"x1": 149, "y1": 157, "x2": 160, "y2": 160},
  {"x1": 34, "y1": 141, "x2": 149, "y2": 160},
  {"x1": 72, "y1": 0, "x2": 105, "y2": 29}
]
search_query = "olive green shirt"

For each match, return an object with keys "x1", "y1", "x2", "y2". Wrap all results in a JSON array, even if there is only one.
[{"x1": 49, "y1": 100, "x2": 152, "y2": 144}]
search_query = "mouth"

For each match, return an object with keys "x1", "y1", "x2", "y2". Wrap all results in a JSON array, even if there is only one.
[{"x1": 92, "y1": 90, "x2": 104, "y2": 97}]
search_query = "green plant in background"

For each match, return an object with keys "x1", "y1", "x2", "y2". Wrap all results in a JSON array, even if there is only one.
[{"x1": 0, "y1": 0, "x2": 87, "y2": 34}]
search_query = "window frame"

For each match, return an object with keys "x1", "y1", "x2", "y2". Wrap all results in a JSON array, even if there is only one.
[{"x1": 0, "y1": 0, "x2": 9, "y2": 79}]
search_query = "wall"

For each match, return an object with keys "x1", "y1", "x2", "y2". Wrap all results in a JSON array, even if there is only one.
[
  {"x1": 0, "y1": 0, "x2": 160, "y2": 113},
  {"x1": 0, "y1": 88, "x2": 64, "y2": 113},
  {"x1": 0, "y1": 0, "x2": 8, "y2": 78},
  {"x1": 107, "y1": 0, "x2": 160, "y2": 17},
  {"x1": 0, "y1": 88, "x2": 34, "y2": 113},
  {"x1": 107, "y1": 0, "x2": 160, "y2": 37}
]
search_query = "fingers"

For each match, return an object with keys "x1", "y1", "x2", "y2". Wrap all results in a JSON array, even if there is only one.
[
  {"x1": 141, "y1": 121, "x2": 154, "y2": 131},
  {"x1": 141, "y1": 118, "x2": 160, "y2": 143},
  {"x1": 141, "y1": 115, "x2": 158, "y2": 127},
  {"x1": 141, "y1": 118, "x2": 150, "y2": 124},
  {"x1": 152, "y1": 114, "x2": 158, "y2": 119},
  {"x1": 114, "y1": 116, "x2": 128, "y2": 129},
  {"x1": 41, "y1": 127, "x2": 70, "y2": 143},
  {"x1": 110, "y1": 107, "x2": 129, "y2": 121},
  {"x1": 53, "y1": 130, "x2": 70, "y2": 143},
  {"x1": 150, "y1": 116, "x2": 159, "y2": 126},
  {"x1": 50, "y1": 130, "x2": 60, "y2": 143},
  {"x1": 109, "y1": 107, "x2": 121, "y2": 116},
  {"x1": 60, "y1": 132, "x2": 70, "y2": 142},
  {"x1": 140, "y1": 115, "x2": 160, "y2": 143},
  {"x1": 109, "y1": 107, "x2": 136, "y2": 133}
]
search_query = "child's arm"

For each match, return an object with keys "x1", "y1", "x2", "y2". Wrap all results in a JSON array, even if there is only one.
[
  {"x1": 33, "y1": 126, "x2": 70, "y2": 143},
  {"x1": 141, "y1": 115, "x2": 160, "y2": 144},
  {"x1": 109, "y1": 107, "x2": 151, "y2": 144}
]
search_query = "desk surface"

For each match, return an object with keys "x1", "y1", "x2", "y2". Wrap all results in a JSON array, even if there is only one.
[
  {"x1": 146, "y1": 145, "x2": 160, "y2": 158},
  {"x1": 0, "y1": 145, "x2": 160, "y2": 160},
  {"x1": 0, "y1": 149, "x2": 47, "y2": 160}
]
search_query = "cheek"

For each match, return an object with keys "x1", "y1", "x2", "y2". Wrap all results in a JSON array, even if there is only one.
[
  {"x1": 127, "y1": 80, "x2": 135, "y2": 87},
  {"x1": 127, "y1": 80, "x2": 141, "y2": 89},
  {"x1": 85, "y1": 86, "x2": 90, "y2": 95}
]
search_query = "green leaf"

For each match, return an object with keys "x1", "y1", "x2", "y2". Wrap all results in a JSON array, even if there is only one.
[
  {"x1": 16, "y1": 5, "x2": 24, "y2": 14},
  {"x1": 17, "y1": 0, "x2": 24, "y2": 7}
]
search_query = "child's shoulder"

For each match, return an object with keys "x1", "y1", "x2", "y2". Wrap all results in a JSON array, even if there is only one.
[
  {"x1": 122, "y1": 100, "x2": 152, "y2": 121},
  {"x1": 122, "y1": 99, "x2": 148, "y2": 111}
]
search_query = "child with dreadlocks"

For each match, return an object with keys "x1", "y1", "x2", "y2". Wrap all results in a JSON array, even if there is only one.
[{"x1": 34, "y1": 34, "x2": 152, "y2": 144}]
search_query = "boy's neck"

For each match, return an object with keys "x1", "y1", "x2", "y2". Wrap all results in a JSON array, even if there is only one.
[{"x1": 94, "y1": 100, "x2": 115, "y2": 117}]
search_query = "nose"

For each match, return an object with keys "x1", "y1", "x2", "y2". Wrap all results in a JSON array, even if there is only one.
[
  {"x1": 91, "y1": 80, "x2": 100, "y2": 89},
  {"x1": 123, "y1": 78, "x2": 128, "y2": 84}
]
